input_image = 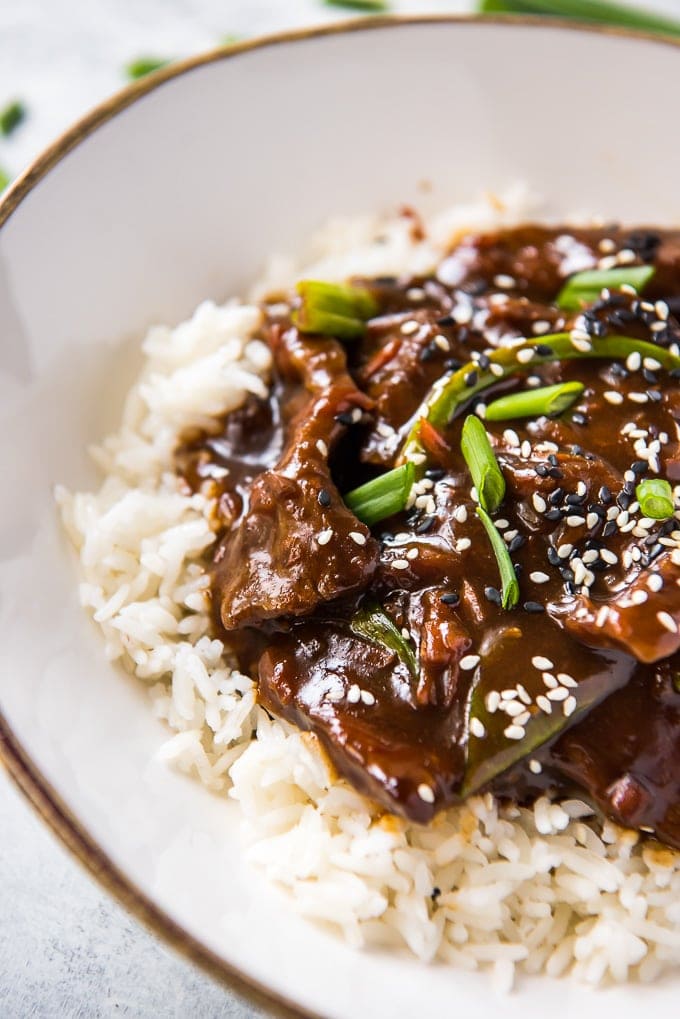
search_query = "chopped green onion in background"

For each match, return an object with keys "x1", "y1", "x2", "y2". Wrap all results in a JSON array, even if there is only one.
[
  {"x1": 461, "y1": 415, "x2": 506, "y2": 513},
  {"x1": 485, "y1": 380, "x2": 585, "y2": 421},
  {"x1": 476, "y1": 507, "x2": 519, "y2": 609},
  {"x1": 557, "y1": 265, "x2": 655, "y2": 310},
  {"x1": 293, "y1": 279, "x2": 378, "y2": 339},
  {"x1": 125, "y1": 57, "x2": 170, "y2": 80},
  {"x1": 0, "y1": 167, "x2": 10, "y2": 193},
  {"x1": 344, "y1": 462, "x2": 414, "y2": 527},
  {"x1": 478, "y1": 0, "x2": 680, "y2": 38},
  {"x1": 350, "y1": 600, "x2": 417, "y2": 677},
  {"x1": 325, "y1": 0, "x2": 389, "y2": 10},
  {"x1": 0, "y1": 100, "x2": 26, "y2": 137},
  {"x1": 636, "y1": 479, "x2": 675, "y2": 520}
]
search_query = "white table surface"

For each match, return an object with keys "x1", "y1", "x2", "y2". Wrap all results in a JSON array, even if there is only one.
[{"x1": 0, "y1": 0, "x2": 676, "y2": 1016}]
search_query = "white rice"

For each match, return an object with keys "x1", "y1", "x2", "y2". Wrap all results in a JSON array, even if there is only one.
[{"x1": 58, "y1": 190, "x2": 680, "y2": 989}]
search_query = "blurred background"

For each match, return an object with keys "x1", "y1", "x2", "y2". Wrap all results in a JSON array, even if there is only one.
[{"x1": 1, "y1": 0, "x2": 679, "y2": 1016}]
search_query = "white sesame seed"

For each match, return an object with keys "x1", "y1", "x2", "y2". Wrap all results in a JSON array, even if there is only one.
[
  {"x1": 628, "y1": 392, "x2": 649, "y2": 404},
  {"x1": 526, "y1": 375, "x2": 543, "y2": 388},
  {"x1": 361, "y1": 689, "x2": 376, "y2": 706},
  {"x1": 453, "y1": 303, "x2": 473, "y2": 325},
  {"x1": 501, "y1": 689, "x2": 518, "y2": 700},
  {"x1": 557, "y1": 543, "x2": 573, "y2": 559},
  {"x1": 392, "y1": 559, "x2": 409, "y2": 570},
  {"x1": 657, "y1": 611, "x2": 678, "y2": 634},
  {"x1": 533, "y1": 493, "x2": 547, "y2": 514},
  {"x1": 347, "y1": 684, "x2": 361, "y2": 704},
  {"x1": 563, "y1": 696, "x2": 577, "y2": 717},
  {"x1": 547, "y1": 686, "x2": 569, "y2": 702},
  {"x1": 475, "y1": 403, "x2": 487, "y2": 419},
  {"x1": 494, "y1": 274, "x2": 516, "y2": 289},
  {"x1": 567, "y1": 515, "x2": 586, "y2": 528},
  {"x1": 406, "y1": 547, "x2": 419, "y2": 560},
  {"x1": 504, "y1": 699, "x2": 526, "y2": 717},
  {"x1": 655, "y1": 301, "x2": 669, "y2": 320},
  {"x1": 495, "y1": 518, "x2": 509, "y2": 530},
  {"x1": 600, "y1": 548, "x2": 618, "y2": 566},
  {"x1": 514, "y1": 711, "x2": 531, "y2": 727},
  {"x1": 570, "y1": 335, "x2": 592, "y2": 353},
  {"x1": 470, "y1": 717, "x2": 486, "y2": 738},
  {"x1": 521, "y1": 440, "x2": 532, "y2": 459},
  {"x1": 643, "y1": 356, "x2": 662, "y2": 371},
  {"x1": 454, "y1": 505, "x2": 468, "y2": 524},
  {"x1": 434, "y1": 334, "x2": 450, "y2": 351},
  {"x1": 401, "y1": 627, "x2": 410, "y2": 640},
  {"x1": 630, "y1": 589, "x2": 648, "y2": 605},
  {"x1": 516, "y1": 347, "x2": 535, "y2": 364},
  {"x1": 407, "y1": 286, "x2": 425, "y2": 301},
  {"x1": 456, "y1": 538, "x2": 472, "y2": 552},
  {"x1": 503, "y1": 428, "x2": 520, "y2": 447},
  {"x1": 417, "y1": 783, "x2": 435, "y2": 803},
  {"x1": 503, "y1": 530, "x2": 518, "y2": 543},
  {"x1": 626, "y1": 351, "x2": 642, "y2": 372},
  {"x1": 486, "y1": 691, "x2": 501, "y2": 713},
  {"x1": 532, "y1": 655, "x2": 554, "y2": 671},
  {"x1": 536, "y1": 695, "x2": 552, "y2": 714},
  {"x1": 604, "y1": 390, "x2": 623, "y2": 406},
  {"x1": 647, "y1": 574, "x2": 664, "y2": 593},
  {"x1": 376, "y1": 421, "x2": 396, "y2": 438},
  {"x1": 542, "y1": 672, "x2": 558, "y2": 689},
  {"x1": 529, "y1": 759, "x2": 543, "y2": 774},
  {"x1": 489, "y1": 362, "x2": 504, "y2": 377},
  {"x1": 577, "y1": 482, "x2": 587, "y2": 497},
  {"x1": 401, "y1": 319, "x2": 420, "y2": 335},
  {"x1": 599, "y1": 238, "x2": 616, "y2": 253},
  {"x1": 504, "y1": 725, "x2": 526, "y2": 741},
  {"x1": 617, "y1": 248, "x2": 636, "y2": 264},
  {"x1": 557, "y1": 673, "x2": 578, "y2": 689},
  {"x1": 517, "y1": 684, "x2": 532, "y2": 705},
  {"x1": 317, "y1": 529, "x2": 333, "y2": 546},
  {"x1": 460, "y1": 654, "x2": 481, "y2": 671},
  {"x1": 315, "y1": 438, "x2": 328, "y2": 457},
  {"x1": 530, "y1": 571, "x2": 550, "y2": 584},
  {"x1": 598, "y1": 254, "x2": 618, "y2": 270},
  {"x1": 582, "y1": 549, "x2": 598, "y2": 564},
  {"x1": 349, "y1": 531, "x2": 367, "y2": 546},
  {"x1": 532, "y1": 320, "x2": 551, "y2": 335}
]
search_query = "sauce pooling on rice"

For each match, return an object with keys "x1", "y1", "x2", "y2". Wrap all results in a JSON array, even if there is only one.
[{"x1": 176, "y1": 224, "x2": 680, "y2": 844}]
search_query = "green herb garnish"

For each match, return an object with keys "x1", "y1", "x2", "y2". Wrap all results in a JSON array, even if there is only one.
[
  {"x1": 324, "y1": 0, "x2": 389, "y2": 10},
  {"x1": 0, "y1": 101, "x2": 26, "y2": 137},
  {"x1": 350, "y1": 600, "x2": 417, "y2": 677},
  {"x1": 476, "y1": 506, "x2": 519, "y2": 610},
  {"x1": 485, "y1": 380, "x2": 585, "y2": 421},
  {"x1": 0, "y1": 167, "x2": 10, "y2": 193},
  {"x1": 344, "y1": 462, "x2": 414, "y2": 527},
  {"x1": 460, "y1": 415, "x2": 506, "y2": 513},
  {"x1": 292, "y1": 279, "x2": 378, "y2": 339},
  {"x1": 557, "y1": 265, "x2": 655, "y2": 311},
  {"x1": 478, "y1": 0, "x2": 680, "y2": 38},
  {"x1": 125, "y1": 57, "x2": 170, "y2": 80},
  {"x1": 400, "y1": 333, "x2": 680, "y2": 472},
  {"x1": 636, "y1": 479, "x2": 675, "y2": 520}
]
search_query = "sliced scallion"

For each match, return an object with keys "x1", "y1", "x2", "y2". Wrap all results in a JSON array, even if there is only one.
[
  {"x1": 478, "y1": 0, "x2": 680, "y2": 38},
  {"x1": 0, "y1": 100, "x2": 25, "y2": 138},
  {"x1": 476, "y1": 507, "x2": 519, "y2": 610},
  {"x1": 293, "y1": 279, "x2": 379, "y2": 339},
  {"x1": 485, "y1": 381, "x2": 584, "y2": 421},
  {"x1": 325, "y1": 0, "x2": 389, "y2": 10},
  {"x1": 344, "y1": 462, "x2": 414, "y2": 527},
  {"x1": 0, "y1": 167, "x2": 10, "y2": 193},
  {"x1": 557, "y1": 265, "x2": 655, "y2": 311},
  {"x1": 461, "y1": 415, "x2": 505, "y2": 513},
  {"x1": 125, "y1": 57, "x2": 170, "y2": 80},
  {"x1": 350, "y1": 600, "x2": 417, "y2": 677},
  {"x1": 636, "y1": 479, "x2": 675, "y2": 520}
]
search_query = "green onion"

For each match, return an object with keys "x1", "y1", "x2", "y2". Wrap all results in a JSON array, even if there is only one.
[
  {"x1": 400, "y1": 333, "x2": 680, "y2": 472},
  {"x1": 324, "y1": 0, "x2": 389, "y2": 10},
  {"x1": 0, "y1": 100, "x2": 25, "y2": 137},
  {"x1": 344, "y1": 463, "x2": 414, "y2": 527},
  {"x1": 460, "y1": 415, "x2": 505, "y2": 513},
  {"x1": 478, "y1": 0, "x2": 680, "y2": 38},
  {"x1": 636, "y1": 479, "x2": 675, "y2": 520},
  {"x1": 350, "y1": 600, "x2": 417, "y2": 677},
  {"x1": 0, "y1": 167, "x2": 10, "y2": 193},
  {"x1": 557, "y1": 266, "x2": 655, "y2": 311},
  {"x1": 485, "y1": 381, "x2": 585, "y2": 421},
  {"x1": 125, "y1": 57, "x2": 170, "y2": 80},
  {"x1": 292, "y1": 279, "x2": 379, "y2": 339},
  {"x1": 476, "y1": 507, "x2": 519, "y2": 610}
]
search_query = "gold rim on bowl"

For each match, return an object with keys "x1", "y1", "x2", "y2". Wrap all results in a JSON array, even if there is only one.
[{"x1": 2, "y1": 13, "x2": 680, "y2": 1016}]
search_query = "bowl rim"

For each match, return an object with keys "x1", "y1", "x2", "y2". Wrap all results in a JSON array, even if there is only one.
[{"x1": 3, "y1": 12, "x2": 680, "y2": 1016}]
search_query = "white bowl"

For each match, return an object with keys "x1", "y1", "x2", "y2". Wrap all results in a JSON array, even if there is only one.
[{"x1": 3, "y1": 15, "x2": 680, "y2": 1017}]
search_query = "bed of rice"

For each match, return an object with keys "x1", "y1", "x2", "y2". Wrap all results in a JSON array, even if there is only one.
[{"x1": 57, "y1": 190, "x2": 680, "y2": 990}]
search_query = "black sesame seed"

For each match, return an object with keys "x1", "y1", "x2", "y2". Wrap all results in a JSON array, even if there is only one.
[
  {"x1": 523, "y1": 601, "x2": 545, "y2": 614},
  {"x1": 318, "y1": 489, "x2": 331, "y2": 507},
  {"x1": 572, "y1": 412, "x2": 588, "y2": 426},
  {"x1": 416, "y1": 515, "x2": 436, "y2": 534},
  {"x1": 623, "y1": 480, "x2": 635, "y2": 496},
  {"x1": 599, "y1": 485, "x2": 612, "y2": 504},
  {"x1": 631, "y1": 460, "x2": 648, "y2": 476},
  {"x1": 547, "y1": 547, "x2": 561, "y2": 566},
  {"x1": 535, "y1": 344, "x2": 555, "y2": 356},
  {"x1": 478, "y1": 353, "x2": 491, "y2": 370},
  {"x1": 566, "y1": 492, "x2": 586, "y2": 506},
  {"x1": 335, "y1": 411, "x2": 354, "y2": 425},
  {"x1": 544, "y1": 508, "x2": 562, "y2": 522},
  {"x1": 535, "y1": 464, "x2": 549, "y2": 478},
  {"x1": 660, "y1": 519, "x2": 676, "y2": 536},
  {"x1": 464, "y1": 370, "x2": 478, "y2": 387},
  {"x1": 465, "y1": 279, "x2": 487, "y2": 297},
  {"x1": 419, "y1": 344, "x2": 438, "y2": 363},
  {"x1": 670, "y1": 368, "x2": 680, "y2": 380},
  {"x1": 484, "y1": 586, "x2": 502, "y2": 605},
  {"x1": 549, "y1": 487, "x2": 565, "y2": 505},
  {"x1": 436, "y1": 314, "x2": 455, "y2": 327},
  {"x1": 441, "y1": 591, "x2": 460, "y2": 605},
  {"x1": 431, "y1": 887, "x2": 442, "y2": 900},
  {"x1": 548, "y1": 467, "x2": 564, "y2": 480},
  {"x1": 610, "y1": 362, "x2": 628, "y2": 378},
  {"x1": 570, "y1": 444, "x2": 584, "y2": 457},
  {"x1": 564, "y1": 581, "x2": 576, "y2": 596},
  {"x1": 617, "y1": 491, "x2": 632, "y2": 510},
  {"x1": 547, "y1": 454, "x2": 559, "y2": 467},
  {"x1": 642, "y1": 368, "x2": 658, "y2": 385},
  {"x1": 590, "y1": 560, "x2": 608, "y2": 573},
  {"x1": 444, "y1": 358, "x2": 462, "y2": 372},
  {"x1": 508, "y1": 535, "x2": 525, "y2": 553},
  {"x1": 425, "y1": 468, "x2": 445, "y2": 480},
  {"x1": 602, "y1": 521, "x2": 617, "y2": 538},
  {"x1": 647, "y1": 389, "x2": 662, "y2": 403}
]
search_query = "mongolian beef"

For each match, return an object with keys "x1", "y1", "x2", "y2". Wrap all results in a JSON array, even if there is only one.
[{"x1": 176, "y1": 224, "x2": 680, "y2": 846}]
